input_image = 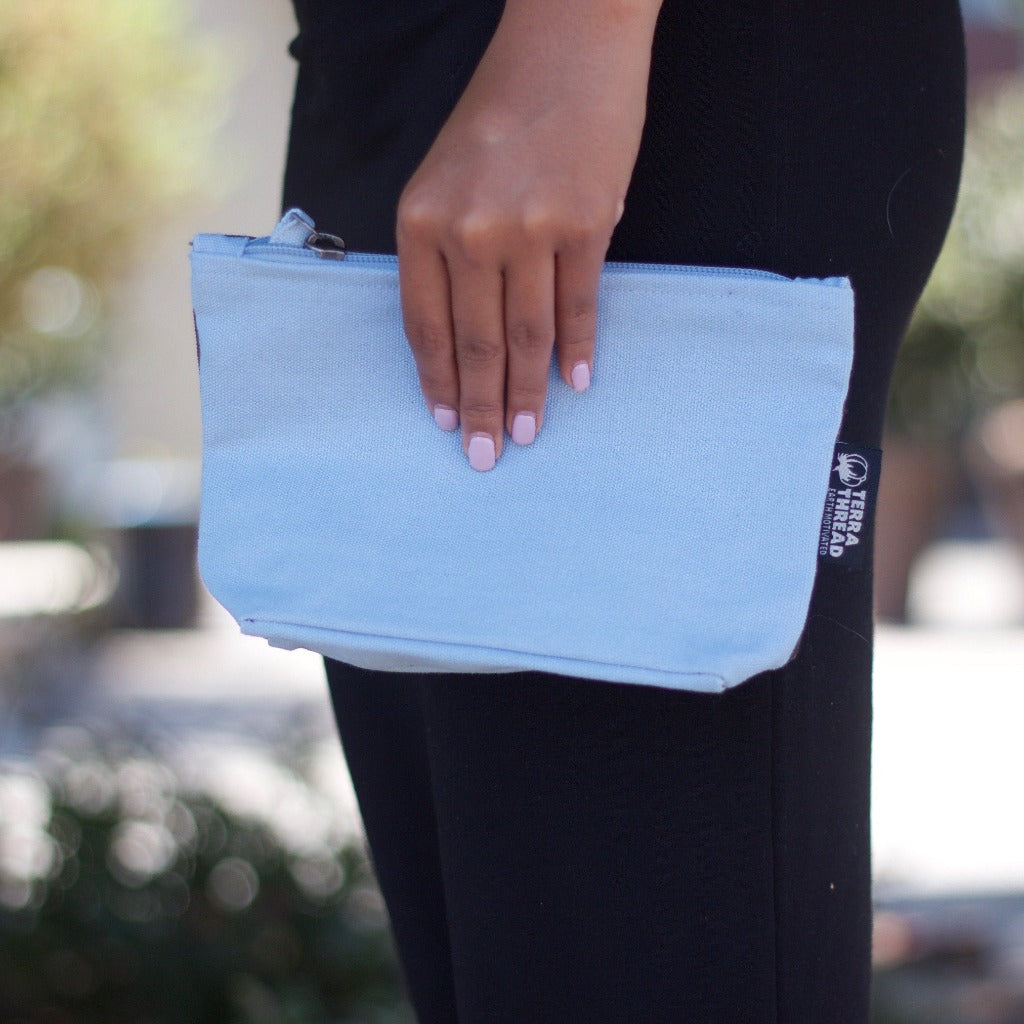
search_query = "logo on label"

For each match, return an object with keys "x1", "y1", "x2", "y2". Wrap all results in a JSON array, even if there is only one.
[
  {"x1": 833, "y1": 452, "x2": 869, "y2": 487},
  {"x1": 818, "y1": 442, "x2": 881, "y2": 570}
]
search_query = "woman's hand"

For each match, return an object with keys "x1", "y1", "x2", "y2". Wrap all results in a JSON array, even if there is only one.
[{"x1": 395, "y1": 0, "x2": 662, "y2": 470}]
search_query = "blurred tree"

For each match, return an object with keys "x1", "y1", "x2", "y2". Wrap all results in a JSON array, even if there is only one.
[
  {"x1": 0, "y1": 0, "x2": 226, "y2": 411},
  {"x1": 0, "y1": 727, "x2": 412, "y2": 1023},
  {"x1": 875, "y1": 70, "x2": 1023, "y2": 620},
  {"x1": 887, "y1": 79, "x2": 1024, "y2": 441}
]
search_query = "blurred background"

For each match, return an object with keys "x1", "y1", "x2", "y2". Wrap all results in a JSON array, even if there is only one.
[{"x1": 1, "y1": 1, "x2": 1023, "y2": 1021}]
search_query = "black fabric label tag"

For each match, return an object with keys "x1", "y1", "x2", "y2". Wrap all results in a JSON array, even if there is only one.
[{"x1": 817, "y1": 442, "x2": 882, "y2": 570}]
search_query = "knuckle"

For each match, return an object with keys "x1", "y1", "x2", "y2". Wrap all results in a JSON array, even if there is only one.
[
  {"x1": 396, "y1": 192, "x2": 440, "y2": 238},
  {"x1": 559, "y1": 297, "x2": 596, "y2": 342},
  {"x1": 560, "y1": 219, "x2": 595, "y2": 250},
  {"x1": 506, "y1": 318, "x2": 552, "y2": 356},
  {"x1": 405, "y1": 319, "x2": 451, "y2": 360},
  {"x1": 449, "y1": 212, "x2": 501, "y2": 264},
  {"x1": 518, "y1": 203, "x2": 559, "y2": 244},
  {"x1": 507, "y1": 381, "x2": 546, "y2": 408},
  {"x1": 417, "y1": 367, "x2": 454, "y2": 398},
  {"x1": 558, "y1": 201, "x2": 617, "y2": 250},
  {"x1": 460, "y1": 398, "x2": 503, "y2": 421},
  {"x1": 457, "y1": 333, "x2": 503, "y2": 368}
]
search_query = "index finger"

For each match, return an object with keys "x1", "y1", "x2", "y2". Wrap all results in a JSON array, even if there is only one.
[{"x1": 397, "y1": 231, "x2": 461, "y2": 432}]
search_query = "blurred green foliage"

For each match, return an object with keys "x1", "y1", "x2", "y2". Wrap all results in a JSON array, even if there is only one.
[
  {"x1": 0, "y1": 726, "x2": 412, "y2": 1024},
  {"x1": 888, "y1": 79, "x2": 1024, "y2": 440},
  {"x1": 0, "y1": 0, "x2": 226, "y2": 411}
]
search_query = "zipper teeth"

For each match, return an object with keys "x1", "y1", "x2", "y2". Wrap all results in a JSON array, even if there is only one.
[
  {"x1": 242, "y1": 240, "x2": 792, "y2": 281},
  {"x1": 604, "y1": 261, "x2": 787, "y2": 280}
]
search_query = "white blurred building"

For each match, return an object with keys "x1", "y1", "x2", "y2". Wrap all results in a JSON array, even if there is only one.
[{"x1": 101, "y1": 0, "x2": 298, "y2": 463}]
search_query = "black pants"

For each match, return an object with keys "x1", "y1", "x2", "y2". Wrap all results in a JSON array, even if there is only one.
[{"x1": 282, "y1": 2, "x2": 966, "y2": 1020}]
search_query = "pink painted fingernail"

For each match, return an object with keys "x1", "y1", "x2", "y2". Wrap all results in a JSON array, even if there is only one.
[
  {"x1": 571, "y1": 361, "x2": 591, "y2": 392},
  {"x1": 511, "y1": 412, "x2": 536, "y2": 446},
  {"x1": 434, "y1": 405, "x2": 459, "y2": 431},
  {"x1": 467, "y1": 433, "x2": 496, "y2": 472}
]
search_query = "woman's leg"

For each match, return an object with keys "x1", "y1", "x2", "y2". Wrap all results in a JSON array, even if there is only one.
[
  {"x1": 322, "y1": 664, "x2": 458, "y2": 1022},
  {"x1": 288, "y1": 1, "x2": 965, "y2": 1020},
  {"x1": 413, "y1": 667, "x2": 780, "y2": 1021}
]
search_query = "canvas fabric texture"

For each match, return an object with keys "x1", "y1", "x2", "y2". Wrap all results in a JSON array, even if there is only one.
[{"x1": 191, "y1": 208, "x2": 854, "y2": 692}]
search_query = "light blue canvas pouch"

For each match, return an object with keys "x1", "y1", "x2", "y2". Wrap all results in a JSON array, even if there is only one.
[{"x1": 191, "y1": 208, "x2": 854, "y2": 693}]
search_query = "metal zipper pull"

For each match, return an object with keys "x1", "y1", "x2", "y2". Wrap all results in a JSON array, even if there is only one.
[{"x1": 306, "y1": 231, "x2": 346, "y2": 259}]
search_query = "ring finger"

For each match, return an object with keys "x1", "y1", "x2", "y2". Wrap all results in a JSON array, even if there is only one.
[{"x1": 504, "y1": 253, "x2": 556, "y2": 446}]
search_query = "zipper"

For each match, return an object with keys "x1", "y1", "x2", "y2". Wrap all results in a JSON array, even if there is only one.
[
  {"x1": 237, "y1": 236, "x2": 846, "y2": 286},
  {"x1": 244, "y1": 238, "x2": 396, "y2": 266},
  {"x1": 305, "y1": 230, "x2": 346, "y2": 258}
]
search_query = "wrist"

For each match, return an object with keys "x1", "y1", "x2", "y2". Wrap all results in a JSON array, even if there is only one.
[{"x1": 476, "y1": 0, "x2": 661, "y2": 101}]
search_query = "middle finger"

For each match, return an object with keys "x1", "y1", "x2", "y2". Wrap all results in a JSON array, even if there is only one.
[{"x1": 449, "y1": 258, "x2": 507, "y2": 471}]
